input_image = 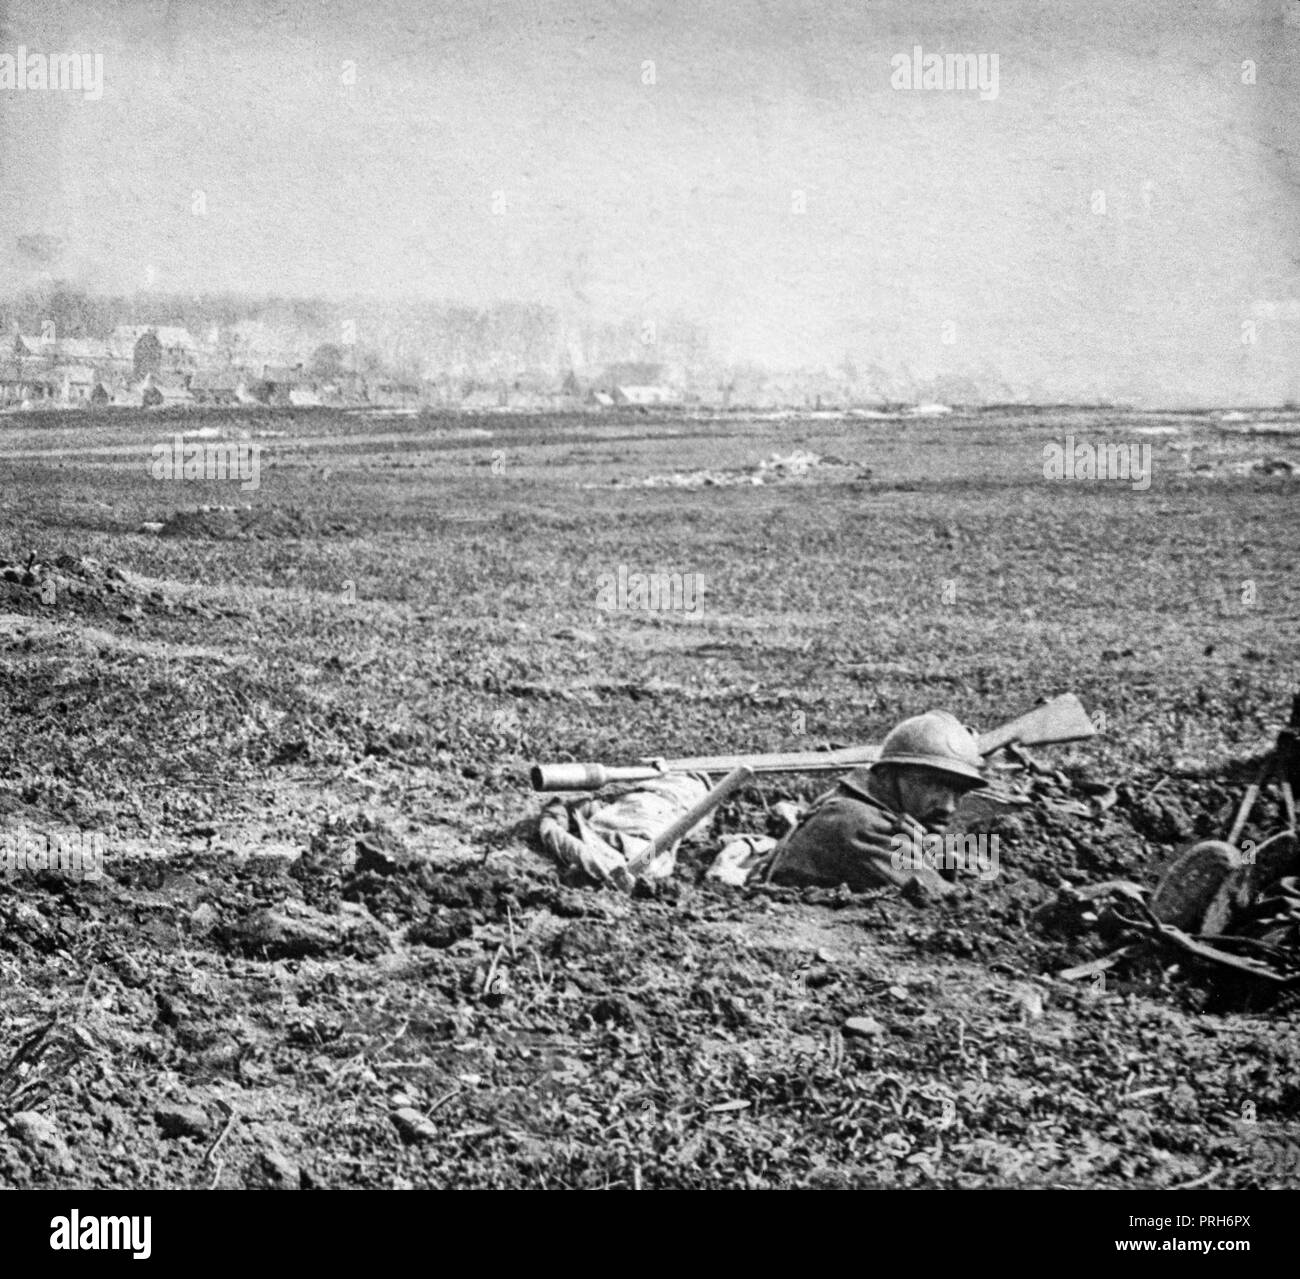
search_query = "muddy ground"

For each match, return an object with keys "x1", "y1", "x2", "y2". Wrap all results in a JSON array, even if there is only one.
[{"x1": 0, "y1": 405, "x2": 1296, "y2": 1188}]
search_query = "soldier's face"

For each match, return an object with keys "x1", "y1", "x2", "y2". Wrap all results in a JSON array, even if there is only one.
[{"x1": 895, "y1": 766, "x2": 970, "y2": 831}]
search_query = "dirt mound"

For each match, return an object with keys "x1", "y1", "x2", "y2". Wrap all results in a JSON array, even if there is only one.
[
  {"x1": 599, "y1": 450, "x2": 870, "y2": 490},
  {"x1": 152, "y1": 505, "x2": 356, "y2": 541},
  {"x1": 0, "y1": 552, "x2": 194, "y2": 620},
  {"x1": 1190, "y1": 456, "x2": 1298, "y2": 479}
]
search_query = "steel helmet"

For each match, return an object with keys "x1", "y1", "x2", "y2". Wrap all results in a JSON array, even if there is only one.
[{"x1": 873, "y1": 711, "x2": 987, "y2": 787}]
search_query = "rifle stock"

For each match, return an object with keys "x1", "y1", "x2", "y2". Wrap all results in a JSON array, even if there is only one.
[
  {"x1": 974, "y1": 693, "x2": 1097, "y2": 755},
  {"x1": 530, "y1": 693, "x2": 1096, "y2": 791}
]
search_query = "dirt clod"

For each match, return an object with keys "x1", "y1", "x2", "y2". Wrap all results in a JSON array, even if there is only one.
[{"x1": 154, "y1": 1106, "x2": 210, "y2": 1140}]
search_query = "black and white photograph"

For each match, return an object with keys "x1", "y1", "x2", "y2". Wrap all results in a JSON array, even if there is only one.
[{"x1": 0, "y1": 0, "x2": 1296, "y2": 1230}]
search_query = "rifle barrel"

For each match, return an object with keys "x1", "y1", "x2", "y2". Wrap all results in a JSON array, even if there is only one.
[{"x1": 531, "y1": 747, "x2": 878, "y2": 792}]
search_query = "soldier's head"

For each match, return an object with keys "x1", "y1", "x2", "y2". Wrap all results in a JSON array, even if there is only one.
[{"x1": 870, "y1": 711, "x2": 987, "y2": 831}]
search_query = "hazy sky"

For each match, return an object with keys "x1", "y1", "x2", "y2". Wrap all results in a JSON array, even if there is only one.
[{"x1": 1, "y1": 0, "x2": 1298, "y2": 403}]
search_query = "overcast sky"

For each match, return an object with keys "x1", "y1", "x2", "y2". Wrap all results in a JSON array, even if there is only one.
[{"x1": 1, "y1": 0, "x2": 1297, "y2": 403}]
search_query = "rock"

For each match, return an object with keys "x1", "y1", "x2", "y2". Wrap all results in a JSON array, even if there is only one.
[
  {"x1": 588, "y1": 994, "x2": 639, "y2": 1029},
  {"x1": 339, "y1": 902, "x2": 394, "y2": 957},
  {"x1": 843, "y1": 1016, "x2": 887, "y2": 1038},
  {"x1": 355, "y1": 831, "x2": 414, "y2": 875},
  {"x1": 901, "y1": 875, "x2": 955, "y2": 906},
  {"x1": 231, "y1": 904, "x2": 337, "y2": 957},
  {"x1": 154, "y1": 1105, "x2": 210, "y2": 1139},
  {"x1": 407, "y1": 908, "x2": 475, "y2": 949},
  {"x1": 154, "y1": 992, "x2": 189, "y2": 1027},
  {"x1": 5, "y1": 1111, "x2": 72, "y2": 1173},
  {"x1": 1016, "y1": 988, "x2": 1045, "y2": 1020},
  {"x1": 246, "y1": 845, "x2": 299, "y2": 877},
  {"x1": 221, "y1": 899, "x2": 388, "y2": 959},
  {"x1": 391, "y1": 1107, "x2": 438, "y2": 1144},
  {"x1": 7, "y1": 1110, "x2": 63, "y2": 1152},
  {"x1": 550, "y1": 922, "x2": 613, "y2": 959},
  {"x1": 189, "y1": 902, "x2": 219, "y2": 935},
  {"x1": 1168, "y1": 1082, "x2": 1200, "y2": 1120},
  {"x1": 551, "y1": 627, "x2": 599, "y2": 643},
  {"x1": 256, "y1": 1149, "x2": 301, "y2": 1189}
]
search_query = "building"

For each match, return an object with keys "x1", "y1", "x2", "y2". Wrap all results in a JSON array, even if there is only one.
[
  {"x1": 0, "y1": 359, "x2": 56, "y2": 404},
  {"x1": 14, "y1": 333, "x2": 54, "y2": 361},
  {"x1": 56, "y1": 365, "x2": 97, "y2": 402},
  {"x1": 316, "y1": 372, "x2": 367, "y2": 405},
  {"x1": 56, "y1": 337, "x2": 116, "y2": 364},
  {"x1": 368, "y1": 379, "x2": 422, "y2": 408},
  {"x1": 593, "y1": 361, "x2": 680, "y2": 407},
  {"x1": 0, "y1": 360, "x2": 104, "y2": 405},
  {"x1": 248, "y1": 363, "x2": 312, "y2": 406},
  {"x1": 110, "y1": 325, "x2": 152, "y2": 363},
  {"x1": 138, "y1": 373, "x2": 193, "y2": 408},
  {"x1": 154, "y1": 325, "x2": 196, "y2": 353},
  {"x1": 613, "y1": 384, "x2": 680, "y2": 407},
  {"x1": 188, "y1": 369, "x2": 245, "y2": 406},
  {"x1": 114, "y1": 325, "x2": 197, "y2": 378}
]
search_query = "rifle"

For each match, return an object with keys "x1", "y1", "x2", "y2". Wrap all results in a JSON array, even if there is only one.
[
  {"x1": 530, "y1": 692, "x2": 1098, "y2": 791},
  {"x1": 624, "y1": 766, "x2": 754, "y2": 875}
]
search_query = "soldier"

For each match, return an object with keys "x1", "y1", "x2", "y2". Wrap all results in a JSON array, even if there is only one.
[{"x1": 761, "y1": 710, "x2": 988, "y2": 900}]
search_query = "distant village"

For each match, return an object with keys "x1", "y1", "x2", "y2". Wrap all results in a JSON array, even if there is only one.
[
  {"x1": 2, "y1": 322, "x2": 547, "y2": 411},
  {"x1": 0, "y1": 317, "x2": 959, "y2": 413}
]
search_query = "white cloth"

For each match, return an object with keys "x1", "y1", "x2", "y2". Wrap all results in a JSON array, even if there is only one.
[{"x1": 539, "y1": 772, "x2": 712, "y2": 889}]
